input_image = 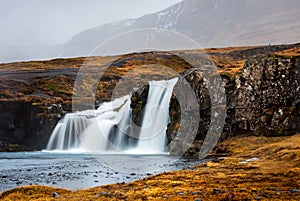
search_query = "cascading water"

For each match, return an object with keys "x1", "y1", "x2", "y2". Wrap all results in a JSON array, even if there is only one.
[
  {"x1": 133, "y1": 78, "x2": 178, "y2": 153},
  {"x1": 46, "y1": 78, "x2": 178, "y2": 154}
]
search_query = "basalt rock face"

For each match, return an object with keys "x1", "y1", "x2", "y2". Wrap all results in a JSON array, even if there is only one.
[
  {"x1": 234, "y1": 56, "x2": 300, "y2": 136},
  {"x1": 167, "y1": 55, "x2": 300, "y2": 157},
  {"x1": 130, "y1": 84, "x2": 149, "y2": 129},
  {"x1": 0, "y1": 101, "x2": 63, "y2": 151}
]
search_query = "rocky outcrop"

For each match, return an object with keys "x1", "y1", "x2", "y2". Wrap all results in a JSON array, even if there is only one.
[
  {"x1": 167, "y1": 55, "x2": 300, "y2": 157},
  {"x1": 0, "y1": 101, "x2": 63, "y2": 151},
  {"x1": 234, "y1": 55, "x2": 300, "y2": 136}
]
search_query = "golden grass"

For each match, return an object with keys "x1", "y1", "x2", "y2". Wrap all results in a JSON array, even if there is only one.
[{"x1": 275, "y1": 47, "x2": 300, "y2": 57}]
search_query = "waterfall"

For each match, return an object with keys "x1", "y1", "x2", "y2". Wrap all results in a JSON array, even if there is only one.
[
  {"x1": 46, "y1": 78, "x2": 178, "y2": 154},
  {"x1": 133, "y1": 78, "x2": 178, "y2": 153}
]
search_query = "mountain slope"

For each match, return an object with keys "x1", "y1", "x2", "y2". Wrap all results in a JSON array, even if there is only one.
[{"x1": 62, "y1": 0, "x2": 300, "y2": 56}]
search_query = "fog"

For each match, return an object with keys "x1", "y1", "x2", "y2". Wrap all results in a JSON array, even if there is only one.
[{"x1": 0, "y1": 0, "x2": 181, "y2": 46}]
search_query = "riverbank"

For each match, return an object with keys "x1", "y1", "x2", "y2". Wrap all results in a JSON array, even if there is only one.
[{"x1": 1, "y1": 134, "x2": 299, "y2": 200}]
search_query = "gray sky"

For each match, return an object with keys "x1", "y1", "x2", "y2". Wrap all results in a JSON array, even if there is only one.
[{"x1": 0, "y1": 0, "x2": 182, "y2": 46}]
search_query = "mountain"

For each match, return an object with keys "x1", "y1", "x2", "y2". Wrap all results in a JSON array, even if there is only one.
[
  {"x1": 62, "y1": 0, "x2": 300, "y2": 57},
  {"x1": 1, "y1": 0, "x2": 299, "y2": 63}
]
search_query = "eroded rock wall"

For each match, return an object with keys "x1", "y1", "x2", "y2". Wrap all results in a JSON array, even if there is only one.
[
  {"x1": 167, "y1": 55, "x2": 300, "y2": 156},
  {"x1": 234, "y1": 55, "x2": 300, "y2": 136},
  {"x1": 0, "y1": 101, "x2": 63, "y2": 151}
]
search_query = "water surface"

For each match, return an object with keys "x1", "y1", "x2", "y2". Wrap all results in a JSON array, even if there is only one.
[{"x1": 0, "y1": 151, "x2": 202, "y2": 192}]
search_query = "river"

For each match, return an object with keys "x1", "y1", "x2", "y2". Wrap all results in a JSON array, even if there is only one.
[{"x1": 0, "y1": 151, "x2": 202, "y2": 192}]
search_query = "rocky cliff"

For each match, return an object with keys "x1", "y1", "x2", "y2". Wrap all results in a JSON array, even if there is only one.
[
  {"x1": 167, "y1": 55, "x2": 300, "y2": 157},
  {"x1": 0, "y1": 101, "x2": 62, "y2": 151}
]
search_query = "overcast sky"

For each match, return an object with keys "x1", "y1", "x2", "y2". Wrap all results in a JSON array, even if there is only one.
[{"x1": 0, "y1": 0, "x2": 182, "y2": 46}]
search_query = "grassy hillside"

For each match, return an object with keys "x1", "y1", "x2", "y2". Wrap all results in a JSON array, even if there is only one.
[{"x1": 1, "y1": 43, "x2": 299, "y2": 107}]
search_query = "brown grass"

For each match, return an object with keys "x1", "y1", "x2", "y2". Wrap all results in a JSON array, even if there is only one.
[{"x1": 275, "y1": 47, "x2": 300, "y2": 57}]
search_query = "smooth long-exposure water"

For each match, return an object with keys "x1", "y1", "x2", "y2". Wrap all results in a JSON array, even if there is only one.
[{"x1": 0, "y1": 151, "x2": 202, "y2": 192}]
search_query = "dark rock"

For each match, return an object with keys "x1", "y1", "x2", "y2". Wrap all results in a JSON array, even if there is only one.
[
  {"x1": 213, "y1": 188, "x2": 222, "y2": 194},
  {"x1": 259, "y1": 193, "x2": 271, "y2": 198},
  {"x1": 212, "y1": 158, "x2": 220, "y2": 163},
  {"x1": 52, "y1": 192, "x2": 60, "y2": 198},
  {"x1": 98, "y1": 191, "x2": 108, "y2": 196},
  {"x1": 289, "y1": 189, "x2": 299, "y2": 194},
  {"x1": 234, "y1": 55, "x2": 300, "y2": 136},
  {"x1": 0, "y1": 101, "x2": 62, "y2": 151},
  {"x1": 168, "y1": 55, "x2": 300, "y2": 157}
]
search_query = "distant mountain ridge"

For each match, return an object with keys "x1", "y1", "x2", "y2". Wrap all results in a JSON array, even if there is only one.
[
  {"x1": 61, "y1": 0, "x2": 300, "y2": 57},
  {"x1": 1, "y1": 0, "x2": 299, "y2": 63}
]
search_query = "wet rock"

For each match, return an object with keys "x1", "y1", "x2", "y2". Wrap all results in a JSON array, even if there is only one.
[
  {"x1": 52, "y1": 192, "x2": 60, "y2": 198},
  {"x1": 289, "y1": 189, "x2": 299, "y2": 194},
  {"x1": 0, "y1": 101, "x2": 63, "y2": 151},
  {"x1": 96, "y1": 191, "x2": 108, "y2": 197},
  {"x1": 212, "y1": 158, "x2": 220, "y2": 163},
  {"x1": 259, "y1": 193, "x2": 271, "y2": 198},
  {"x1": 213, "y1": 188, "x2": 222, "y2": 194}
]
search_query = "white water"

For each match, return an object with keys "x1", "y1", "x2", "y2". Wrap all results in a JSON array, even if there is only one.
[
  {"x1": 46, "y1": 78, "x2": 178, "y2": 154},
  {"x1": 132, "y1": 78, "x2": 178, "y2": 153}
]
